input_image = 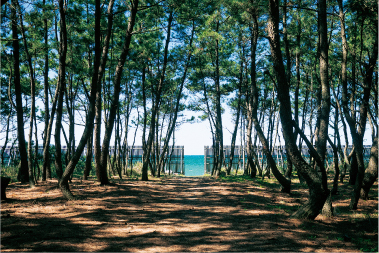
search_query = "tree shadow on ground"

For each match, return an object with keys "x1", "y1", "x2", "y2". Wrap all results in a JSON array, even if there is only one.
[{"x1": 1, "y1": 177, "x2": 377, "y2": 252}]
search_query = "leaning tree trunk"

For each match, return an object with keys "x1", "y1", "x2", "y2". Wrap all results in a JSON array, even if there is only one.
[
  {"x1": 248, "y1": 8, "x2": 291, "y2": 191},
  {"x1": 58, "y1": 0, "x2": 114, "y2": 199},
  {"x1": 267, "y1": 0, "x2": 329, "y2": 219},
  {"x1": 337, "y1": 0, "x2": 378, "y2": 210}
]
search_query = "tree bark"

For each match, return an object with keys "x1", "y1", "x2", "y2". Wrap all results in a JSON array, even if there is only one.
[
  {"x1": 1, "y1": 112, "x2": 11, "y2": 167},
  {"x1": 83, "y1": 131, "x2": 93, "y2": 180},
  {"x1": 91, "y1": 0, "x2": 115, "y2": 184},
  {"x1": 339, "y1": 0, "x2": 378, "y2": 208},
  {"x1": 360, "y1": 137, "x2": 378, "y2": 199},
  {"x1": 58, "y1": 0, "x2": 112, "y2": 199},
  {"x1": 93, "y1": 2, "x2": 104, "y2": 184},
  {"x1": 54, "y1": 0, "x2": 68, "y2": 180},
  {"x1": 12, "y1": 0, "x2": 29, "y2": 184},
  {"x1": 327, "y1": 136, "x2": 339, "y2": 195},
  {"x1": 142, "y1": 11, "x2": 172, "y2": 181},
  {"x1": 157, "y1": 21, "x2": 195, "y2": 176},
  {"x1": 267, "y1": 0, "x2": 329, "y2": 219},
  {"x1": 227, "y1": 88, "x2": 241, "y2": 176},
  {"x1": 42, "y1": 0, "x2": 50, "y2": 181},
  {"x1": 17, "y1": 1, "x2": 37, "y2": 187},
  {"x1": 214, "y1": 19, "x2": 224, "y2": 177},
  {"x1": 315, "y1": 0, "x2": 330, "y2": 176},
  {"x1": 99, "y1": 0, "x2": 138, "y2": 185}
]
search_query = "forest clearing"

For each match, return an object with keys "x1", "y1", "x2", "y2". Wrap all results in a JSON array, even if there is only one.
[{"x1": 1, "y1": 175, "x2": 378, "y2": 252}]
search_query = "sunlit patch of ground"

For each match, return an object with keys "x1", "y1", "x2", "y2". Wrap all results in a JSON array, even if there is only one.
[{"x1": 1, "y1": 176, "x2": 377, "y2": 252}]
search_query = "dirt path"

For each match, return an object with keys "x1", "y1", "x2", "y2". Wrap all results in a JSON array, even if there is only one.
[{"x1": 1, "y1": 177, "x2": 377, "y2": 252}]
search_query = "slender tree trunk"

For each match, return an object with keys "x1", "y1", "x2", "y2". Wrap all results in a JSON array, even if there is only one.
[
  {"x1": 328, "y1": 136, "x2": 339, "y2": 195},
  {"x1": 227, "y1": 90, "x2": 241, "y2": 176},
  {"x1": 157, "y1": 21, "x2": 195, "y2": 175},
  {"x1": 1, "y1": 111, "x2": 11, "y2": 166},
  {"x1": 93, "y1": 12, "x2": 105, "y2": 182},
  {"x1": 129, "y1": 111, "x2": 139, "y2": 175},
  {"x1": 122, "y1": 89, "x2": 132, "y2": 175},
  {"x1": 267, "y1": 0, "x2": 329, "y2": 219},
  {"x1": 42, "y1": 0, "x2": 50, "y2": 181},
  {"x1": 338, "y1": 0, "x2": 378, "y2": 209},
  {"x1": 54, "y1": 0, "x2": 68, "y2": 180},
  {"x1": 24, "y1": 41, "x2": 36, "y2": 186},
  {"x1": 2, "y1": 76, "x2": 12, "y2": 166},
  {"x1": 294, "y1": 0, "x2": 301, "y2": 146},
  {"x1": 83, "y1": 130, "x2": 93, "y2": 180},
  {"x1": 94, "y1": 66, "x2": 102, "y2": 182},
  {"x1": 214, "y1": 19, "x2": 224, "y2": 177},
  {"x1": 58, "y1": 0, "x2": 113, "y2": 199},
  {"x1": 12, "y1": 0, "x2": 29, "y2": 183},
  {"x1": 332, "y1": 87, "x2": 350, "y2": 182},
  {"x1": 248, "y1": 10, "x2": 290, "y2": 191},
  {"x1": 33, "y1": 113, "x2": 40, "y2": 182},
  {"x1": 315, "y1": 0, "x2": 331, "y2": 172},
  {"x1": 92, "y1": 0, "x2": 115, "y2": 184},
  {"x1": 142, "y1": 11, "x2": 172, "y2": 181},
  {"x1": 245, "y1": 104, "x2": 255, "y2": 177},
  {"x1": 99, "y1": 0, "x2": 138, "y2": 185}
]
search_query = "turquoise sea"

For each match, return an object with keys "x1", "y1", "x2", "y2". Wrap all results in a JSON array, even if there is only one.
[{"x1": 184, "y1": 155, "x2": 205, "y2": 176}]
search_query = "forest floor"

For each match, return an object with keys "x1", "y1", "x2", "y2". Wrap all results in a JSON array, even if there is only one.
[{"x1": 1, "y1": 175, "x2": 378, "y2": 252}]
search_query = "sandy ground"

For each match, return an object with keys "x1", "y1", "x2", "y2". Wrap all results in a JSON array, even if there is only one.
[{"x1": 1, "y1": 176, "x2": 378, "y2": 252}]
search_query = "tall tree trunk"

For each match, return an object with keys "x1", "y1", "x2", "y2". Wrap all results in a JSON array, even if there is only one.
[
  {"x1": 249, "y1": 9, "x2": 290, "y2": 191},
  {"x1": 267, "y1": 0, "x2": 329, "y2": 219},
  {"x1": 12, "y1": 0, "x2": 29, "y2": 184},
  {"x1": 58, "y1": 0, "x2": 113, "y2": 199},
  {"x1": 157, "y1": 20, "x2": 195, "y2": 176},
  {"x1": 338, "y1": 0, "x2": 378, "y2": 209},
  {"x1": 332, "y1": 87, "x2": 350, "y2": 182},
  {"x1": 315, "y1": 0, "x2": 331, "y2": 171},
  {"x1": 99, "y1": 0, "x2": 138, "y2": 185},
  {"x1": 214, "y1": 19, "x2": 224, "y2": 177},
  {"x1": 94, "y1": 64, "x2": 102, "y2": 182},
  {"x1": 245, "y1": 12, "x2": 259, "y2": 179},
  {"x1": 91, "y1": 0, "x2": 115, "y2": 184},
  {"x1": 17, "y1": 1, "x2": 36, "y2": 187},
  {"x1": 294, "y1": 0, "x2": 301, "y2": 146},
  {"x1": 93, "y1": 15, "x2": 103, "y2": 184},
  {"x1": 142, "y1": 11, "x2": 172, "y2": 181},
  {"x1": 42, "y1": 0, "x2": 50, "y2": 181},
  {"x1": 54, "y1": 0, "x2": 68, "y2": 180}
]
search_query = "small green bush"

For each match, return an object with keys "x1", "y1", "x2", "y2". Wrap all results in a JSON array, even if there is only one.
[{"x1": 1, "y1": 165, "x2": 18, "y2": 182}]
